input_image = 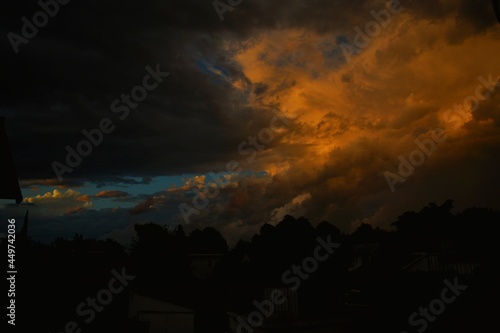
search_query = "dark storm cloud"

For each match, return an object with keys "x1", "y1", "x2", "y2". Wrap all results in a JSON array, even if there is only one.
[
  {"x1": 1, "y1": 1, "x2": 499, "y2": 245},
  {"x1": 0, "y1": 0, "x2": 493, "y2": 183}
]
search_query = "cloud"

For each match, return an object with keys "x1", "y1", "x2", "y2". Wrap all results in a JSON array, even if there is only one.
[
  {"x1": 128, "y1": 197, "x2": 159, "y2": 216},
  {"x1": 95, "y1": 190, "x2": 129, "y2": 198},
  {"x1": 23, "y1": 189, "x2": 92, "y2": 216},
  {"x1": 77, "y1": 194, "x2": 91, "y2": 203},
  {"x1": 1, "y1": 0, "x2": 499, "y2": 243},
  {"x1": 270, "y1": 193, "x2": 312, "y2": 224},
  {"x1": 64, "y1": 206, "x2": 88, "y2": 215},
  {"x1": 19, "y1": 178, "x2": 86, "y2": 189}
]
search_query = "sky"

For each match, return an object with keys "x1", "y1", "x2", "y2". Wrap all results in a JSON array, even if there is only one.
[{"x1": 1, "y1": 0, "x2": 499, "y2": 246}]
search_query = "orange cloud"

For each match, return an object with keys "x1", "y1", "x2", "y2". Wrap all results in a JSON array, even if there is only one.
[
  {"x1": 207, "y1": 8, "x2": 500, "y2": 233},
  {"x1": 77, "y1": 195, "x2": 91, "y2": 203},
  {"x1": 23, "y1": 189, "x2": 92, "y2": 216},
  {"x1": 95, "y1": 190, "x2": 129, "y2": 198}
]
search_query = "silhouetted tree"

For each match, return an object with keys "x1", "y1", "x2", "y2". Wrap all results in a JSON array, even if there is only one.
[{"x1": 188, "y1": 227, "x2": 228, "y2": 253}]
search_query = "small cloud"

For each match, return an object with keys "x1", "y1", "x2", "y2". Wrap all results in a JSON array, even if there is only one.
[
  {"x1": 23, "y1": 189, "x2": 92, "y2": 216},
  {"x1": 93, "y1": 176, "x2": 152, "y2": 188},
  {"x1": 128, "y1": 197, "x2": 159, "y2": 216},
  {"x1": 65, "y1": 206, "x2": 88, "y2": 215},
  {"x1": 77, "y1": 194, "x2": 91, "y2": 203},
  {"x1": 95, "y1": 190, "x2": 129, "y2": 198},
  {"x1": 270, "y1": 193, "x2": 312, "y2": 224},
  {"x1": 20, "y1": 178, "x2": 85, "y2": 189},
  {"x1": 167, "y1": 175, "x2": 207, "y2": 193}
]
